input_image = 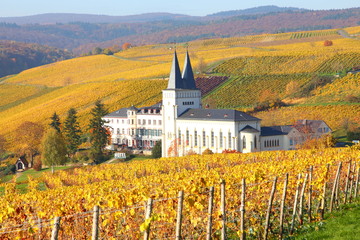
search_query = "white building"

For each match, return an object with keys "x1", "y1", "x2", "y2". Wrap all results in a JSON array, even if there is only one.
[{"x1": 103, "y1": 51, "x2": 331, "y2": 157}]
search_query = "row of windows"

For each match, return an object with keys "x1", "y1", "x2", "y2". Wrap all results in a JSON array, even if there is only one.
[
  {"x1": 115, "y1": 128, "x2": 162, "y2": 137},
  {"x1": 182, "y1": 101, "x2": 194, "y2": 105},
  {"x1": 178, "y1": 130, "x2": 233, "y2": 148},
  {"x1": 109, "y1": 118, "x2": 162, "y2": 126},
  {"x1": 264, "y1": 139, "x2": 280, "y2": 148}
]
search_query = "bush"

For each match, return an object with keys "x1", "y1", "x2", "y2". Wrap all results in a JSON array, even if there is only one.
[
  {"x1": 202, "y1": 148, "x2": 214, "y2": 155},
  {"x1": 324, "y1": 40, "x2": 333, "y2": 46},
  {"x1": 347, "y1": 129, "x2": 360, "y2": 141},
  {"x1": 222, "y1": 149, "x2": 240, "y2": 153},
  {"x1": 298, "y1": 134, "x2": 337, "y2": 149},
  {"x1": 33, "y1": 156, "x2": 42, "y2": 171},
  {"x1": 344, "y1": 95, "x2": 360, "y2": 103},
  {"x1": 3, "y1": 164, "x2": 16, "y2": 175},
  {"x1": 151, "y1": 141, "x2": 162, "y2": 158}
]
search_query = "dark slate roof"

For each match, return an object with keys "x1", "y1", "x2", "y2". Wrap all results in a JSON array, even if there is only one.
[
  {"x1": 178, "y1": 108, "x2": 260, "y2": 122},
  {"x1": 240, "y1": 125, "x2": 259, "y2": 133},
  {"x1": 104, "y1": 108, "x2": 128, "y2": 118},
  {"x1": 181, "y1": 51, "x2": 196, "y2": 89},
  {"x1": 261, "y1": 125, "x2": 292, "y2": 136},
  {"x1": 167, "y1": 51, "x2": 182, "y2": 89}
]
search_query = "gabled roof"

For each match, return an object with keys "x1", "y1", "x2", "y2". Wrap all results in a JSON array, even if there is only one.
[
  {"x1": 240, "y1": 125, "x2": 260, "y2": 133},
  {"x1": 261, "y1": 125, "x2": 292, "y2": 136},
  {"x1": 178, "y1": 108, "x2": 260, "y2": 122},
  {"x1": 167, "y1": 51, "x2": 183, "y2": 89},
  {"x1": 104, "y1": 108, "x2": 128, "y2": 117}
]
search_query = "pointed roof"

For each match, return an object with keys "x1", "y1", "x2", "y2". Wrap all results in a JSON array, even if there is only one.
[
  {"x1": 167, "y1": 51, "x2": 182, "y2": 89},
  {"x1": 181, "y1": 51, "x2": 197, "y2": 89}
]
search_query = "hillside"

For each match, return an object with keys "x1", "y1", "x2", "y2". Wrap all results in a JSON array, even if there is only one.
[
  {"x1": 0, "y1": 27, "x2": 360, "y2": 150},
  {"x1": 0, "y1": 7, "x2": 359, "y2": 53},
  {"x1": 0, "y1": 40, "x2": 73, "y2": 78}
]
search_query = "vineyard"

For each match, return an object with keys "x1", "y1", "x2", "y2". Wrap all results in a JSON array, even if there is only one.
[
  {"x1": 0, "y1": 147, "x2": 360, "y2": 239},
  {"x1": 0, "y1": 26, "x2": 360, "y2": 149}
]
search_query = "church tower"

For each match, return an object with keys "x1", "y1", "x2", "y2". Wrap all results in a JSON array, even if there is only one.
[{"x1": 162, "y1": 51, "x2": 201, "y2": 157}]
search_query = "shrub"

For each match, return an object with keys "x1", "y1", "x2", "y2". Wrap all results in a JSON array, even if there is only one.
[
  {"x1": 202, "y1": 148, "x2": 214, "y2": 155},
  {"x1": 222, "y1": 149, "x2": 240, "y2": 153},
  {"x1": 344, "y1": 95, "x2": 360, "y2": 103},
  {"x1": 324, "y1": 40, "x2": 333, "y2": 46},
  {"x1": 151, "y1": 141, "x2": 162, "y2": 158},
  {"x1": 33, "y1": 156, "x2": 42, "y2": 171}
]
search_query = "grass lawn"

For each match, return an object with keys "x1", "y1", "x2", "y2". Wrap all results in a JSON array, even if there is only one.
[{"x1": 294, "y1": 203, "x2": 360, "y2": 239}]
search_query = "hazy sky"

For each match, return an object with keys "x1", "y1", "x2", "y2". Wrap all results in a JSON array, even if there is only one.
[{"x1": 1, "y1": 0, "x2": 359, "y2": 17}]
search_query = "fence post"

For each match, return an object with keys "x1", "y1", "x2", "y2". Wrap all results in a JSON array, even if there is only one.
[
  {"x1": 308, "y1": 166, "x2": 313, "y2": 222},
  {"x1": 298, "y1": 173, "x2": 308, "y2": 225},
  {"x1": 51, "y1": 216, "x2": 61, "y2": 240},
  {"x1": 320, "y1": 164, "x2": 330, "y2": 220},
  {"x1": 92, "y1": 205, "x2": 100, "y2": 240},
  {"x1": 279, "y1": 173, "x2": 288, "y2": 239},
  {"x1": 344, "y1": 161, "x2": 351, "y2": 204},
  {"x1": 290, "y1": 174, "x2": 301, "y2": 235},
  {"x1": 144, "y1": 198, "x2": 153, "y2": 240},
  {"x1": 176, "y1": 191, "x2": 184, "y2": 240},
  {"x1": 354, "y1": 167, "x2": 359, "y2": 199},
  {"x1": 240, "y1": 178, "x2": 246, "y2": 240},
  {"x1": 330, "y1": 162, "x2": 342, "y2": 212},
  {"x1": 349, "y1": 162, "x2": 356, "y2": 203},
  {"x1": 206, "y1": 186, "x2": 215, "y2": 240},
  {"x1": 264, "y1": 176, "x2": 277, "y2": 240},
  {"x1": 220, "y1": 179, "x2": 226, "y2": 240}
]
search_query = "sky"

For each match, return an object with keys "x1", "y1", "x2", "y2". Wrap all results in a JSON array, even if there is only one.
[{"x1": 1, "y1": 0, "x2": 359, "y2": 17}]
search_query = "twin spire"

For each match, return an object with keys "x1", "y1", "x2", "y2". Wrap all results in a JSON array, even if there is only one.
[{"x1": 167, "y1": 51, "x2": 197, "y2": 90}]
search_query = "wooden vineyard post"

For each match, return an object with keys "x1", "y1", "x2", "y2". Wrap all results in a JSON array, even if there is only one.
[
  {"x1": 206, "y1": 186, "x2": 215, "y2": 240},
  {"x1": 240, "y1": 178, "x2": 246, "y2": 240},
  {"x1": 176, "y1": 191, "x2": 184, "y2": 240},
  {"x1": 220, "y1": 179, "x2": 226, "y2": 240},
  {"x1": 354, "y1": 167, "x2": 359, "y2": 199},
  {"x1": 51, "y1": 216, "x2": 61, "y2": 240},
  {"x1": 344, "y1": 161, "x2": 351, "y2": 204},
  {"x1": 320, "y1": 164, "x2": 330, "y2": 220},
  {"x1": 92, "y1": 206, "x2": 100, "y2": 240},
  {"x1": 349, "y1": 162, "x2": 356, "y2": 203},
  {"x1": 279, "y1": 173, "x2": 288, "y2": 239},
  {"x1": 264, "y1": 177, "x2": 277, "y2": 240},
  {"x1": 290, "y1": 174, "x2": 301, "y2": 235},
  {"x1": 298, "y1": 173, "x2": 308, "y2": 225},
  {"x1": 308, "y1": 166, "x2": 313, "y2": 222},
  {"x1": 143, "y1": 198, "x2": 153, "y2": 240},
  {"x1": 330, "y1": 162, "x2": 342, "y2": 212}
]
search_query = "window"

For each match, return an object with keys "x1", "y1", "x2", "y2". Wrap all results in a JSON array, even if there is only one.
[
  {"x1": 219, "y1": 132, "x2": 223, "y2": 148},
  {"x1": 117, "y1": 119, "x2": 119, "y2": 124},
  {"x1": 228, "y1": 132, "x2": 232, "y2": 149},
  {"x1": 254, "y1": 136, "x2": 257, "y2": 149},
  {"x1": 158, "y1": 130, "x2": 162, "y2": 136},
  {"x1": 148, "y1": 120, "x2": 151, "y2": 125},
  {"x1": 138, "y1": 119, "x2": 141, "y2": 125},
  {"x1": 122, "y1": 120, "x2": 124, "y2": 124},
  {"x1": 122, "y1": 128, "x2": 125, "y2": 134},
  {"x1": 183, "y1": 101, "x2": 194, "y2": 105},
  {"x1": 186, "y1": 130, "x2": 189, "y2": 145},
  {"x1": 194, "y1": 130, "x2": 198, "y2": 146},
  {"x1": 203, "y1": 131, "x2": 206, "y2": 147},
  {"x1": 117, "y1": 128, "x2": 120, "y2": 134},
  {"x1": 211, "y1": 131, "x2": 214, "y2": 147},
  {"x1": 158, "y1": 120, "x2": 162, "y2": 125},
  {"x1": 153, "y1": 120, "x2": 156, "y2": 125},
  {"x1": 243, "y1": 136, "x2": 246, "y2": 149},
  {"x1": 131, "y1": 119, "x2": 134, "y2": 125},
  {"x1": 143, "y1": 119, "x2": 146, "y2": 125},
  {"x1": 179, "y1": 130, "x2": 182, "y2": 144}
]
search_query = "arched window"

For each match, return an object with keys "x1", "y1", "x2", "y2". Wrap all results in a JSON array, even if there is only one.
[
  {"x1": 243, "y1": 136, "x2": 246, "y2": 149},
  {"x1": 254, "y1": 136, "x2": 257, "y2": 149}
]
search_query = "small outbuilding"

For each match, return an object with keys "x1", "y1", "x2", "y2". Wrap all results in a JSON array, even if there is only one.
[{"x1": 15, "y1": 157, "x2": 29, "y2": 171}]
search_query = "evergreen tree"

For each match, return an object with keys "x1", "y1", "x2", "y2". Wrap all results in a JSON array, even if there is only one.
[
  {"x1": 63, "y1": 108, "x2": 82, "y2": 156},
  {"x1": 50, "y1": 112, "x2": 61, "y2": 133},
  {"x1": 88, "y1": 100, "x2": 109, "y2": 163},
  {"x1": 151, "y1": 141, "x2": 162, "y2": 158},
  {"x1": 41, "y1": 129, "x2": 67, "y2": 173}
]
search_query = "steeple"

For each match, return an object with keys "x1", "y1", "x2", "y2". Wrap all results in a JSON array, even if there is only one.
[
  {"x1": 182, "y1": 51, "x2": 197, "y2": 89},
  {"x1": 167, "y1": 51, "x2": 182, "y2": 89}
]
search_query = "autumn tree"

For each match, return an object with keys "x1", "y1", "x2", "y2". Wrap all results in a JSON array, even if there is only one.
[
  {"x1": 50, "y1": 112, "x2": 61, "y2": 133},
  {"x1": 122, "y1": 42, "x2": 132, "y2": 50},
  {"x1": 16, "y1": 121, "x2": 44, "y2": 167},
  {"x1": 0, "y1": 135, "x2": 6, "y2": 157},
  {"x1": 88, "y1": 100, "x2": 109, "y2": 163},
  {"x1": 63, "y1": 108, "x2": 82, "y2": 157},
  {"x1": 41, "y1": 129, "x2": 68, "y2": 173}
]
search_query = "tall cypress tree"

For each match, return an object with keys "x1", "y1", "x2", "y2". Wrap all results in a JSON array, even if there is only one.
[
  {"x1": 88, "y1": 100, "x2": 109, "y2": 163},
  {"x1": 63, "y1": 108, "x2": 82, "y2": 156},
  {"x1": 50, "y1": 112, "x2": 61, "y2": 133}
]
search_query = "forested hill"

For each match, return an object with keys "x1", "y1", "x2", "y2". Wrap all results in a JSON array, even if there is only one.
[
  {"x1": 0, "y1": 41, "x2": 73, "y2": 78},
  {"x1": 0, "y1": 7, "x2": 359, "y2": 54}
]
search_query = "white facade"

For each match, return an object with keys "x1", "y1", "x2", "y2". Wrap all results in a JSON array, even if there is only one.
[{"x1": 103, "y1": 51, "x2": 332, "y2": 157}]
